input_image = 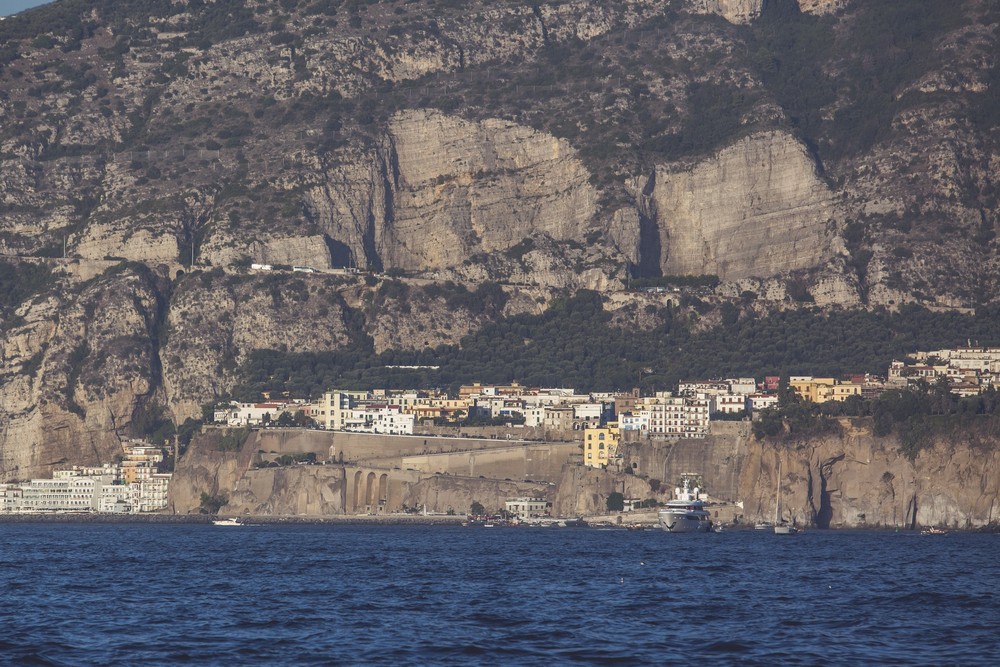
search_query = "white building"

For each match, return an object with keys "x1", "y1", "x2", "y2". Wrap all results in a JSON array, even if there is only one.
[
  {"x1": 3, "y1": 473, "x2": 115, "y2": 513},
  {"x1": 523, "y1": 406, "x2": 546, "y2": 428},
  {"x1": 1, "y1": 462, "x2": 171, "y2": 515},
  {"x1": 749, "y1": 393, "x2": 780, "y2": 414},
  {"x1": 505, "y1": 497, "x2": 550, "y2": 519},
  {"x1": 341, "y1": 405, "x2": 416, "y2": 435},
  {"x1": 573, "y1": 402, "x2": 607, "y2": 423},
  {"x1": 712, "y1": 394, "x2": 748, "y2": 415},
  {"x1": 727, "y1": 378, "x2": 758, "y2": 395},
  {"x1": 215, "y1": 401, "x2": 299, "y2": 426},
  {"x1": 644, "y1": 396, "x2": 710, "y2": 438},
  {"x1": 620, "y1": 411, "x2": 649, "y2": 431}
]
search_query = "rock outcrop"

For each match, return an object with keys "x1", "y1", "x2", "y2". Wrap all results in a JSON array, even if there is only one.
[
  {"x1": 169, "y1": 418, "x2": 1000, "y2": 528},
  {"x1": 691, "y1": 0, "x2": 764, "y2": 24},
  {"x1": 384, "y1": 110, "x2": 599, "y2": 270},
  {"x1": 160, "y1": 272, "x2": 359, "y2": 422},
  {"x1": 636, "y1": 131, "x2": 841, "y2": 280},
  {"x1": 0, "y1": 263, "x2": 165, "y2": 480}
]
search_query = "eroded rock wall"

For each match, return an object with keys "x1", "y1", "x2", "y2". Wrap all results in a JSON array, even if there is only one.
[
  {"x1": 0, "y1": 263, "x2": 165, "y2": 480},
  {"x1": 384, "y1": 110, "x2": 599, "y2": 271},
  {"x1": 638, "y1": 131, "x2": 841, "y2": 280}
]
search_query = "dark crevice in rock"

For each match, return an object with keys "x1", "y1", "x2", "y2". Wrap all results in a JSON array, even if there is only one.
[{"x1": 815, "y1": 453, "x2": 844, "y2": 529}]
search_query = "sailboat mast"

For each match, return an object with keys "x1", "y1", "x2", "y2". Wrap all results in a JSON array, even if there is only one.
[{"x1": 774, "y1": 459, "x2": 781, "y2": 524}]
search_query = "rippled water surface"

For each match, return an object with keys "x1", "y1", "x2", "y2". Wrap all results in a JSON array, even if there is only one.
[{"x1": 1, "y1": 524, "x2": 997, "y2": 665}]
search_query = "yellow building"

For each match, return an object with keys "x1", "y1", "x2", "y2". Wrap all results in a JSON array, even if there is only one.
[
  {"x1": 789, "y1": 377, "x2": 863, "y2": 403},
  {"x1": 583, "y1": 422, "x2": 620, "y2": 468},
  {"x1": 120, "y1": 444, "x2": 164, "y2": 484}
]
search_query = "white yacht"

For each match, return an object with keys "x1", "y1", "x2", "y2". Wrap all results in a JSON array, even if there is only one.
[
  {"x1": 658, "y1": 474, "x2": 712, "y2": 533},
  {"x1": 212, "y1": 517, "x2": 243, "y2": 526}
]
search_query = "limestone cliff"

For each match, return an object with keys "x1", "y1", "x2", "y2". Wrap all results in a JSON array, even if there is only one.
[
  {"x1": 169, "y1": 416, "x2": 999, "y2": 528},
  {"x1": 741, "y1": 424, "x2": 1000, "y2": 530},
  {"x1": 161, "y1": 272, "x2": 361, "y2": 421},
  {"x1": 1, "y1": 0, "x2": 999, "y2": 480},
  {"x1": 618, "y1": 421, "x2": 1000, "y2": 529},
  {"x1": 384, "y1": 110, "x2": 599, "y2": 270},
  {"x1": 692, "y1": 0, "x2": 764, "y2": 25},
  {"x1": 635, "y1": 131, "x2": 842, "y2": 281},
  {"x1": 0, "y1": 262, "x2": 166, "y2": 480}
]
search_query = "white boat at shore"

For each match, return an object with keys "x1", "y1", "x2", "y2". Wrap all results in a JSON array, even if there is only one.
[
  {"x1": 658, "y1": 474, "x2": 712, "y2": 533},
  {"x1": 212, "y1": 517, "x2": 243, "y2": 526}
]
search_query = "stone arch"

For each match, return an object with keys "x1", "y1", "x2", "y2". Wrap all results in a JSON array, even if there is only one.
[
  {"x1": 353, "y1": 470, "x2": 363, "y2": 511},
  {"x1": 378, "y1": 473, "x2": 388, "y2": 509},
  {"x1": 365, "y1": 471, "x2": 377, "y2": 509}
]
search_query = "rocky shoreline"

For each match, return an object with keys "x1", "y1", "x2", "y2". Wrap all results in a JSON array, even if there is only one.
[{"x1": 2, "y1": 512, "x2": 996, "y2": 532}]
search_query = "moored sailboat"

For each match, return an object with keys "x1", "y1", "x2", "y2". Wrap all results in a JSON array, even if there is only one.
[{"x1": 773, "y1": 460, "x2": 798, "y2": 535}]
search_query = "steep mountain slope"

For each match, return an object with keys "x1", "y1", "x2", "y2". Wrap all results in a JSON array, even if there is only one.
[{"x1": 0, "y1": 0, "x2": 998, "y2": 477}]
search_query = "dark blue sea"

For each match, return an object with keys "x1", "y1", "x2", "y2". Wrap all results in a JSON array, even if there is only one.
[{"x1": 0, "y1": 523, "x2": 997, "y2": 665}]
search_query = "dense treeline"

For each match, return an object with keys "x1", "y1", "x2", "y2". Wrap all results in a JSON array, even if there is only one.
[
  {"x1": 754, "y1": 380, "x2": 1000, "y2": 459},
  {"x1": 232, "y1": 292, "x2": 1000, "y2": 400}
]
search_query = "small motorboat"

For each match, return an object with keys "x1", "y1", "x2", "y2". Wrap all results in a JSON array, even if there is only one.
[{"x1": 212, "y1": 517, "x2": 243, "y2": 526}]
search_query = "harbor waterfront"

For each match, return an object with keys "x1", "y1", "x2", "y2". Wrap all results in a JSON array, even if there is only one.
[{"x1": 1, "y1": 523, "x2": 997, "y2": 665}]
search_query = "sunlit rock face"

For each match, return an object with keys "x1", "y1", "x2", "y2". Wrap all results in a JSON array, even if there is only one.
[{"x1": 638, "y1": 131, "x2": 838, "y2": 280}]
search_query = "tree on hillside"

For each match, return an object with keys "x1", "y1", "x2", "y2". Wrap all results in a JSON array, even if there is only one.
[{"x1": 606, "y1": 492, "x2": 624, "y2": 512}]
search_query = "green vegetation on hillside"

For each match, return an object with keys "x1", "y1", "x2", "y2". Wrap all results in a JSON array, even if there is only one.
[
  {"x1": 0, "y1": 261, "x2": 54, "y2": 325},
  {"x1": 749, "y1": 0, "x2": 969, "y2": 163},
  {"x1": 754, "y1": 380, "x2": 1000, "y2": 459},
  {"x1": 231, "y1": 292, "x2": 1000, "y2": 399}
]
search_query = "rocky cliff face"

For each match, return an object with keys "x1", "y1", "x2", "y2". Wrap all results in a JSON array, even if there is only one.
[
  {"x1": 160, "y1": 272, "x2": 361, "y2": 421},
  {"x1": 0, "y1": 262, "x2": 165, "y2": 479},
  {"x1": 619, "y1": 421, "x2": 1000, "y2": 529},
  {"x1": 693, "y1": 0, "x2": 765, "y2": 24},
  {"x1": 385, "y1": 110, "x2": 599, "y2": 270},
  {"x1": 0, "y1": 0, "x2": 994, "y2": 303},
  {"x1": 1, "y1": 0, "x2": 999, "y2": 478},
  {"x1": 742, "y1": 424, "x2": 1000, "y2": 529},
  {"x1": 170, "y1": 415, "x2": 999, "y2": 528},
  {"x1": 636, "y1": 131, "x2": 842, "y2": 280}
]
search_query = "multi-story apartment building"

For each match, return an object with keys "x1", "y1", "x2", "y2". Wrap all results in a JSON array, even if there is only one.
[
  {"x1": 120, "y1": 444, "x2": 164, "y2": 484},
  {"x1": 583, "y1": 422, "x2": 621, "y2": 468},
  {"x1": 713, "y1": 394, "x2": 749, "y2": 415},
  {"x1": 620, "y1": 411, "x2": 649, "y2": 431},
  {"x1": 3, "y1": 472, "x2": 114, "y2": 513},
  {"x1": 643, "y1": 395, "x2": 710, "y2": 438},
  {"x1": 523, "y1": 406, "x2": 547, "y2": 428},
  {"x1": 543, "y1": 406, "x2": 575, "y2": 432}
]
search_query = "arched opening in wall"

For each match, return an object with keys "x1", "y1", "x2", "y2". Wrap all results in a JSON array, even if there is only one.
[
  {"x1": 365, "y1": 472, "x2": 377, "y2": 510},
  {"x1": 378, "y1": 473, "x2": 388, "y2": 510},
  {"x1": 353, "y1": 470, "x2": 363, "y2": 511}
]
